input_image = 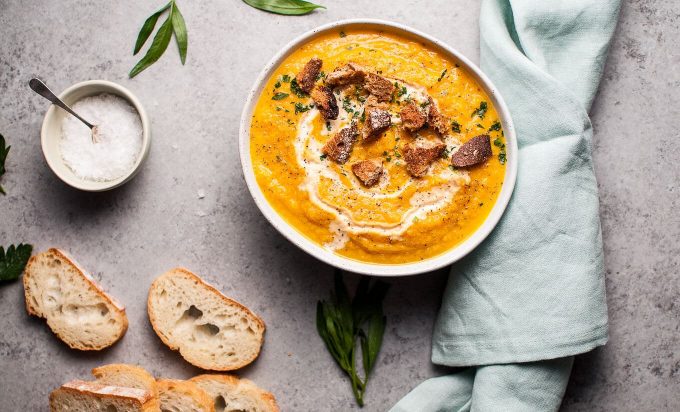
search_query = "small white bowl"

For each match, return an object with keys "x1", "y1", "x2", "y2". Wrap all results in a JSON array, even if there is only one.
[
  {"x1": 239, "y1": 19, "x2": 518, "y2": 276},
  {"x1": 40, "y1": 80, "x2": 151, "y2": 191}
]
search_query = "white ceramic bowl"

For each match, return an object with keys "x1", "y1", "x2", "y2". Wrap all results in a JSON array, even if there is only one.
[
  {"x1": 239, "y1": 19, "x2": 518, "y2": 276},
  {"x1": 40, "y1": 80, "x2": 151, "y2": 191}
]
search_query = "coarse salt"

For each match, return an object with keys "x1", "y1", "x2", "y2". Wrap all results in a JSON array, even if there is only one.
[{"x1": 60, "y1": 93, "x2": 143, "y2": 182}]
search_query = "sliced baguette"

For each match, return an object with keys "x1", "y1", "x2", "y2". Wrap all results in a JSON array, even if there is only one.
[
  {"x1": 50, "y1": 380, "x2": 156, "y2": 412},
  {"x1": 23, "y1": 248, "x2": 128, "y2": 350},
  {"x1": 92, "y1": 364, "x2": 160, "y2": 410},
  {"x1": 157, "y1": 379, "x2": 214, "y2": 412},
  {"x1": 147, "y1": 268, "x2": 265, "y2": 370},
  {"x1": 191, "y1": 374, "x2": 279, "y2": 412}
]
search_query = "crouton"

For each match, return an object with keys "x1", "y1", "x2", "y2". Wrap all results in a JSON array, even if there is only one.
[
  {"x1": 400, "y1": 102, "x2": 427, "y2": 132},
  {"x1": 403, "y1": 139, "x2": 446, "y2": 177},
  {"x1": 352, "y1": 159, "x2": 383, "y2": 187},
  {"x1": 296, "y1": 57, "x2": 323, "y2": 93},
  {"x1": 325, "y1": 63, "x2": 366, "y2": 87},
  {"x1": 427, "y1": 97, "x2": 449, "y2": 135},
  {"x1": 362, "y1": 108, "x2": 391, "y2": 140},
  {"x1": 322, "y1": 123, "x2": 358, "y2": 164},
  {"x1": 451, "y1": 135, "x2": 492, "y2": 167},
  {"x1": 311, "y1": 85, "x2": 339, "y2": 120},
  {"x1": 364, "y1": 73, "x2": 395, "y2": 102}
]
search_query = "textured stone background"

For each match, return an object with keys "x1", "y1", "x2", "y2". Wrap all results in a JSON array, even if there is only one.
[{"x1": 0, "y1": 0, "x2": 678, "y2": 411}]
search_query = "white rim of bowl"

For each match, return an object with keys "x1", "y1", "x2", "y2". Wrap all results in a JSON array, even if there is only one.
[
  {"x1": 40, "y1": 80, "x2": 151, "y2": 192},
  {"x1": 239, "y1": 19, "x2": 518, "y2": 276}
]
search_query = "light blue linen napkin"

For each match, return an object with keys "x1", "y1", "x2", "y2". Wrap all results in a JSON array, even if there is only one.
[{"x1": 392, "y1": 0, "x2": 621, "y2": 410}]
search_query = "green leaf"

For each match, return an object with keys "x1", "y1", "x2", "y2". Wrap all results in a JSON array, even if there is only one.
[
  {"x1": 133, "y1": 1, "x2": 171, "y2": 55},
  {"x1": 272, "y1": 92, "x2": 289, "y2": 100},
  {"x1": 242, "y1": 0, "x2": 325, "y2": 16},
  {"x1": 0, "y1": 244, "x2": 33, "y2": 282},
  {"x1": 364, "y1": 311, "x2": 386, "y2": 375},
  {"x1": 129, "y1": 15, "x2": 174, "y2": 78},
  {"x1": 0, "y1": 133, "x2": 9, "y2": 195},
  {"x1": 471, "y1": 101, "x2": 488, "y2": 119},
  {"x1": 171, "y1": 2, "x2": 188, "y2": 64},
  {"x1": 489, "y1": 120, "x2": 502, "y2": 132},
  {"x1": 290, "y1": 78, "x2": 307, "y2": 98}
]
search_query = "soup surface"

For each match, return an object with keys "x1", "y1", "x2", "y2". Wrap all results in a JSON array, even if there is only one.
[{"x1": 249, "y1": 29, "x2": 506, "y2": 264}]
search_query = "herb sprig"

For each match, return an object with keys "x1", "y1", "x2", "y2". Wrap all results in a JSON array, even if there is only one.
[
  {"x1": 0, "y1": 244, "x2": 33, "y2": 282},
  {"x1": 0, "y1": 134, "x2": 10, "y2": 195},
  {"x1": 129, "y1": 1, "x2": 188, "y2": 78},
  {"x1": 243, "y1": 0, "x2": 325, "y2": 15},
  {"x1": 317, "y1": 271, "x2": 390, "y2": 406}
]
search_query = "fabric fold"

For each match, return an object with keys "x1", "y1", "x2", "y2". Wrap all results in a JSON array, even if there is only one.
[{"x1": 392, "y1": 0, "x2": 621, "y2": 410}]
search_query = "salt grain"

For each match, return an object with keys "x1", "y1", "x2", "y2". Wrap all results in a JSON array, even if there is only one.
[{"x1": 60, "y1": 93, "x2": 143, "y2": 182}]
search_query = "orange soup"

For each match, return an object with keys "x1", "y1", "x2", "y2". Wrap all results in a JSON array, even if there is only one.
[{"x1": 249, "y1": 29, "x2": 506, "y2": 264}]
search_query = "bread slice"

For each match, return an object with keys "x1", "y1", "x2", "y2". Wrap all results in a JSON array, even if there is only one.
[
  {"x1": 147, "y1": 268, "x2": 265, "y2": 371},
  {"x1": 23, "y1": 248, "x2": 128, "y2": 350},
  {"x1": 157, "y1": 379, "x2": 214, "y2": 412},
  {"x1": 50, "y1": 380, "x2": 156, "y2": 412},
  {"x1": 191, "y1": 374, "x2": 279, "y2": 412},
  {"x1": 92, "y1": 364, "x2": 160, "y2": 410}
]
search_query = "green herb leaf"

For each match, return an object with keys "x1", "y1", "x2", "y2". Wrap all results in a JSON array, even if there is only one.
[
  {"x1": 0, "y1": 244, "x2": 33, "y2": 282},
  {"x1": 242, "y1": 0, "x2": 325, "y2": 15},
  {"x1": 0, "y1": 133, "x2": 10, "y2": 195},
  {"x1": 170, "y1": 2, "x2": 188, "y2": 64},
  {"x1": 489, "y1": 120, "x2": 501, "y2": 131},
  {"x1": 451, "y1": 121, "x2": 461, "y2": 133},
  {"x1": 133, "y1": 1, "x2": 171, "y2": 55},
  {"x1": 290, "y1": 78, "x2": 307, "y2": 98},
  {"x1": 272, "y1": 92, "x2": 289, "y2": 100},
  {"x1": 498, "y1": 152, "x2": 507, "y2": 164},
  {"x1": 471, "y1": 101, "x2": 488, "y2": 119},
  {"x1": 129, "y1": 12, "x2": 174, "y2": 78},
  {"x1": 281, "y1": 74, "x2": 291, "y2": 83},
  {"x1": 437, "y1": 68, "x2": 447, "y2": 82}
]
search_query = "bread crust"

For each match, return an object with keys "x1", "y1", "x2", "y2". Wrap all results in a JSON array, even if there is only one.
[
  {"x1": 50, "y1": 380, "x2": 156, "y2": 411},
  {"x1": 157, "y1": 379, "x2": 215, "y2": 412},
  {"x1": 23, "y1": 248, "x2": 128, "y2": 351},
  {"x1": 147, "y1": 268, "x2": 266, "y2": 371},
  {"x1": 191, "y1": 374, "x2": 280, "y2": 412}
]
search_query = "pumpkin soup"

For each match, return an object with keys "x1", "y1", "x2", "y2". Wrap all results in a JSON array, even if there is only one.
[{"x1": 249, "y1": 29, "x2": 506, "y2": 264}]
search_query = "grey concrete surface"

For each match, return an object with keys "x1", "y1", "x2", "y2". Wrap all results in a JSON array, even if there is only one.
[{"x1": 0, "y1": 0, "x2": 677, "y2": 411}]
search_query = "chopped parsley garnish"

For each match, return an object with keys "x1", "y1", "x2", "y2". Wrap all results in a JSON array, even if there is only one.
[
  {"x1": 274, "y1": 81, "x2": 281, "y2": 88},
  {"x1": 489, "y1": 121, "x2": 502, "y2": 131},
  {"x1": 477, "y1": 123, "x2": 484, "y2": 128},
  {"x1": 343, "y1": 96, "x2": 354, "y2": 113},
  {"x1": 272, "y1": 92, "x2": 289, "y2": 100},
  {"x1": 451, "y1": 121, "x2": 461, "y2": 133},
  {"x1": 320, "y1": 154, "x2": 328, "y2": 160},
  {"x1": 437, "y1": 69, "x2": 447, "y2": 82},
  {"x1": 471, "y1": 101, "x2": 488, "y2": 119},
  {"x1": 397, "y1": 85, "x2": 407, "y2": 97},
  {"x1": 339, "y1": 30, "x2": 346, "y2": 37},
  {"x1": 316, "y1": 71, "x2": 326, "y2": 81},
  {"x1": 281, "y1": 74, "x2": 291, "y2": 83},
  {"x1": 493, "y1": 137, "x2": 507, "y2": 165},
  {"x1": 294, "y1": 102, "x2": 312, "y2": 114},
  {"x1": 420, "y1": 100, "x2": 430, "y2": 108},
  {"x1": 290, "y1": 79, "x2": 307, "y2": 97},
  {"x1": 326, "y1": 121, "x2": 331, "y2": 131},
  {"x1": 360, "y1": 110, "x2": 366, "y2": 122}
]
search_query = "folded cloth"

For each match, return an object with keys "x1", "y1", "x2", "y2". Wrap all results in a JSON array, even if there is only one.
[{"x1": 392, "y1": 0, "x2": 621, "y2": 410}]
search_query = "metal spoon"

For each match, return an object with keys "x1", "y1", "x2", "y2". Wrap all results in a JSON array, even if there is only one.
[{"x1": 29, "y1": 78, "x2": 99, "y2": 143}]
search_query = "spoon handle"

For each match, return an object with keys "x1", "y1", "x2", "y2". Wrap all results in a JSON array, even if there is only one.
[{"x1": 29, "y1": 78, "x2": 95, "y2": 129}]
